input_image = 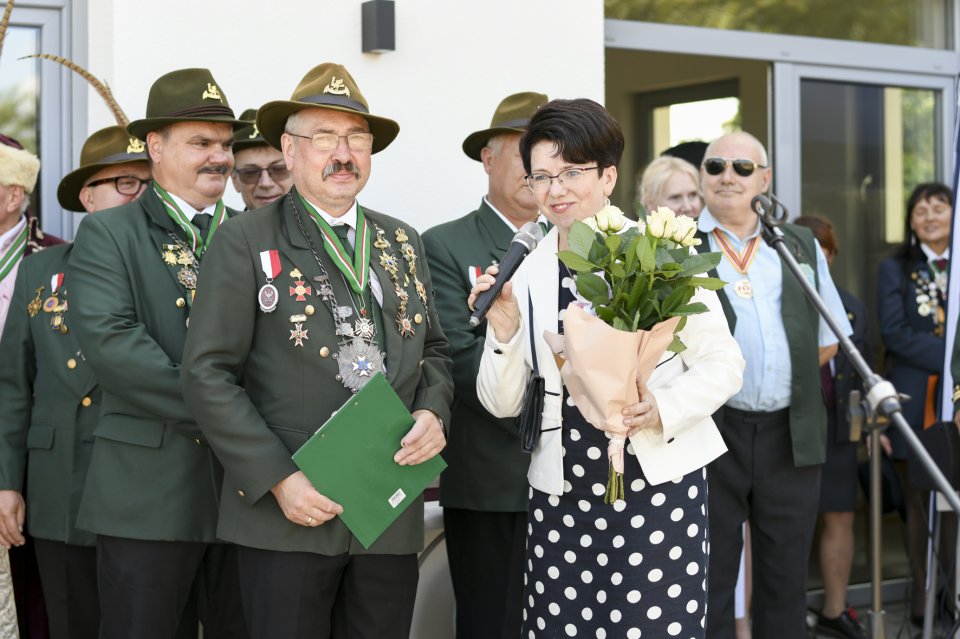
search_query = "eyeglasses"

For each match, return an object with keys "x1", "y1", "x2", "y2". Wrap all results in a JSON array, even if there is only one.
[
  {"x1": 285, "y1": 131, "x2": 374, "y2": 152},
  {"x1": 86, "y1": 175, "x2": 150, "y2": 195},
  {"x1": 702, "y1": 157, "x2": 767, "y2": 177},
  {"x1": 525, "y1": 166, "x2": 600, "y2": 193},
  {"x1": 234, "y1": 163, "x2": 291, "y2": 185}
]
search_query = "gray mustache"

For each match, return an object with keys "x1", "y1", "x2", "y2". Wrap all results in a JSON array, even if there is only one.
[
  {"x1": 322, "y1": 161, "x2": 360, "y2": 180},
  {"x1": 199, "y1": 165, "x2": 230, "y2": 176}
]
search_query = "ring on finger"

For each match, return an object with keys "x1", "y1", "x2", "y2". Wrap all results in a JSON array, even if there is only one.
[{"x1": 305, "y1": 516, "x2": 314, "y2": 525}]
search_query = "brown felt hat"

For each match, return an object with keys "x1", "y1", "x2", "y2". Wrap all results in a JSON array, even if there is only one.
[
  {"x1": 232, "y1": 108, "x2": 270, "y2": 154},
  {"x1": 127, "y1": 68, "x2": 244, "y2": 140},
  {"x1": 256, "y1": 62, "x2": 399, "y2": 154},
  {"x1": 57, "y1": 126, "x2": 148, "y2": 212},
  {"x1": 462, "y1": 92, "x2": 548, "y2": 162}
]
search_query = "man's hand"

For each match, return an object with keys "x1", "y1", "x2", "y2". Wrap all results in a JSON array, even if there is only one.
[
  {"x1": 270, "y1": 472, "x2": 342, "y2": 528},
  {"x1": 0, "y1": 491, "x2": 25, "y2": 549},
  {"x1": 395, "y1": 409, "x2": 446, "y2": 466},
  {"x1": 819, "y1": 344, "x2": 838, "y2": 366},
  {"x1": 866, "y1": 432, "x2": 893, "y2": 458}
]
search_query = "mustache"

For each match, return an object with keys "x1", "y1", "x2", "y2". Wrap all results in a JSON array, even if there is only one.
[
  {"x1": 198, "y1": 165, "x2": 230, "y2": 176},
  {"x1": 322, "y1": 160, "x2": 361, "y2": 180}
]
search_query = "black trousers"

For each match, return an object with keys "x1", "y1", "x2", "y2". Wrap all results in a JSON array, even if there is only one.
[
  {"x1": 96, "y1": 535, "x2": 247, "y2": 639},
  {"x1": 236, "y1": 546, "x2": 418, "y2": 639},
  {"x1": 33, "y1": 539, "x2": 98, "y2": 639},
  {"x1": 706, "y1": 407, "x2": 821, "y2": 639},
  {"x1": 443, "y1": 508, "x2": 526, "y2": 639}
]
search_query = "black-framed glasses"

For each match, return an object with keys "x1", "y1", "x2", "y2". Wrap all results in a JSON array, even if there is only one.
[
  {"x1": 234, "y1": 163, "x2": 291, "y2": 185},
  {"x1": 285, "y1": 131, "x2": 374, "y2": 152},
  {"x1": 524, "y1": 166, "x2": 600, "y2": 193},
  {"x1": 86, "y1": 175, "x2": 150, "y2": 195},
  {"x1": 702, "y1": 157, "x2": 767, "y2": 177}
]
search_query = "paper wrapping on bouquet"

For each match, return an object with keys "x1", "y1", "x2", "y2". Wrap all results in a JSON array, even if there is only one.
[{"x1": 546, "y1": 303, "x2": 681, "y2": 438}]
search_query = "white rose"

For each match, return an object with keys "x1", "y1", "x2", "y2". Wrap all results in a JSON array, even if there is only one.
[
  {"x1": 593, "y1": 204, "x2": 626, "y2": 233},
  {"x1": 646, "y1": 206, "x2": 677, "y2": 239},
  {"x1": 671, "y1": 214, "x2": 699, "y2": 247},
  {"x1": 581, "y1": 216, "x2": 599, "y2": 231}
]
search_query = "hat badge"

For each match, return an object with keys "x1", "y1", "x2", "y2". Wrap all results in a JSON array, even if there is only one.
[
  {"x1": 127, "y1": 137, "x2": 145, "y2": 154},
  {"x1": 323, "y1": 77, "x2": 350, "y2": 98},
  {"x1": 248, "y1": 124, "x2": 260, "y2": 140},
  {"x1": 201, "y1": 83, "x2": 223, "y2": 103}
]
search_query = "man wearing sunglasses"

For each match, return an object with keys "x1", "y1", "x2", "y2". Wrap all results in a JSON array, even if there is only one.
[
  {"x1": 696, "y1": 132, "x2": 852, "y2": 639},
  {"x1": 0, "y1": 125, "x2": 148, "y2": 639},
  {"x1": 230, "y1": 109, "x2": 293, "y2": 211}
]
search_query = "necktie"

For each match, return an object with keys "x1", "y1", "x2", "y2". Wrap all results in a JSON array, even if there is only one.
[
  {"x1": 193, "y1": 213, "x2": 213, "y2": 242},
  {"x1": 332, "y1": 224, "x2": 353, "y2": 259},
  {"x1": 934, "y1": 258, "x2": 948, "y2": 272}
]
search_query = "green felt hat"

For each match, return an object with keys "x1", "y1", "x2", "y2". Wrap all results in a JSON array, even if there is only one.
[
  {"x1": 256, "y1": 62, "x2": 399, "y2": 154},
  {"x1": 232, "y1": 108, "x2": 270, "y2": 153},
  {"x1": 462, "y1": 92, "x2": 548, "y2": 162},
  {"x1": 57, "y1": 126, "x2": 148, "y2": 212},
  {"x1": 127, "y1": 68, "x2": 244, "y2": 139}
]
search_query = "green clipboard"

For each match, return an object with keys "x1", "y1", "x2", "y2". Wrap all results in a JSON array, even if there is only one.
[{"x1": 292, "y1": 372, "x2": 446, "y2": 549}]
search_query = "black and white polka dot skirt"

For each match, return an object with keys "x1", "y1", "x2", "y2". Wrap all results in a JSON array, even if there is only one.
[{"x1": 522, "y1": 399, "x2": 709, "y2": 638}]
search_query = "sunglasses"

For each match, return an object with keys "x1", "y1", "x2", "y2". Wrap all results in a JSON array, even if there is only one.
[
  {"x1": 702, "y1": 157, "x2": 767, "y2": 177},
  {"x1": 234, "y1": 164, "x2": 291, "y2": 185}
]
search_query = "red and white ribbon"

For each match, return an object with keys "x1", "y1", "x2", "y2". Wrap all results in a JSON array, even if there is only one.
[
  {"x1": 50, "y1": 272, "x2": 64, "y2": 294},
  {"x1": 259, "y1": 250, "x2": 281, "y2": 281}
]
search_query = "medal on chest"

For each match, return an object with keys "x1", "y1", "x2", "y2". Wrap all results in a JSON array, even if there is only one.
[
  {"x1": 258, "y1": 250, "x2": 281, "y2": 313},
  {"x1": 713, "y1": 230, "x2": 761, "y2": 300},
  {"x1": 42, "y1": 273, "x2": 69, "y2": 333}
]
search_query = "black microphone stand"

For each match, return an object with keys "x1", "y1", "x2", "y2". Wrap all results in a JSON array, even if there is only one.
[{"x1": 751, "y1": 194, "x2": 960, "y2": 639}]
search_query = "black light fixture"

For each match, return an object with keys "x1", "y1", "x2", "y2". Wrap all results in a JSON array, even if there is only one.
[{"x1": 362, "y1": 0, "x2": 395, "y2": 54}]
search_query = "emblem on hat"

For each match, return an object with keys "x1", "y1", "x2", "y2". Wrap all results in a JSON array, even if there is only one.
[
  {"x1": 323, "y1": 77, "x2": 350, "y2": 97},
  {"x1": 202, "y1": 83, "x2": 223, "y2": 102},
  {"x1": 127, "y1": 137, "x2": 145, "y2": 154},
  {"x1": 248, "y1": 124, "x2": 260, "y2": 140}
]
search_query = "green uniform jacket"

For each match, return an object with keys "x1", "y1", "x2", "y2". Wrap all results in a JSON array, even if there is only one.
[
  {"x1": 180, "y1": 190, "x2": 453, "y2": 556},
  {"x1": 0, "y1": 244, "x2": 98, "y2": 546},
  {"x1": 422, "y1": 200, "x2": 529, "y2": 512},
  {"x1": 67, "y1": 188, "x2": 238, "y2": 542}
]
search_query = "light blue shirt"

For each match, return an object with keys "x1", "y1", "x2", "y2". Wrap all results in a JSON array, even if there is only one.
[{"x1": 698, "y1": 208, "x2": 852, "y2": 411}]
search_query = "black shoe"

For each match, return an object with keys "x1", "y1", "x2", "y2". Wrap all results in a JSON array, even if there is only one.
[{"x1": 816, "y1": 610, "x2": 866, "y2": 639}]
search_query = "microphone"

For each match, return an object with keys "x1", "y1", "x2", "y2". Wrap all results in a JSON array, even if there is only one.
[
  {"x1": 751, "y1": 192, "x2": 789, "y2": 226},
  {"x1": 469, "y1": 221, "x2": 544, "y2": 327}
]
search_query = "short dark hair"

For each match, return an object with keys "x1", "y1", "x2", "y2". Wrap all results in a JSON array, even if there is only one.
[
  {"x1": 794, "y1": 215, "x2": 837, "y2": 257},
  {"x1": 519, "y1": 98, "x2": 624, "y2": 176}
]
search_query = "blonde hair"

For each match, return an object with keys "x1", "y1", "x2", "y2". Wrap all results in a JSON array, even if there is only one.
[{"x1": 638, "y1": 155, "x2": 700, "y2": 211}]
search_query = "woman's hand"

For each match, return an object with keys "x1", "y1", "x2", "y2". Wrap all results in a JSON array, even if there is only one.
[
  {"x1": 622, "y1": 376, "x2": 663, "y2": 437},
  {"x1": 467, "y1": 264, "x2": 521, "y2": 343}
]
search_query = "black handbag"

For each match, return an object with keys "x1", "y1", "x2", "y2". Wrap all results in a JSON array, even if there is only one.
[{"x1": 517, "y1": 293, "x2": 544, "y2": 454}]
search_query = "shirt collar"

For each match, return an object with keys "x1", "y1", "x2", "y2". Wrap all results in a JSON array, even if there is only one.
[
  {"x1": 303, "y1": 198, "x2": 358, "y2": 230},
  {"x1": 166, "y1": 191, "x2": 219, "y2": 220},
  {"x1": 0, "y1": 215, "x2": 26, "y2": 251},
  {"x1": 919, "y1": 242, "x2": 949, "y2": 262},
  {"x1": 697, "y1": 207, "x2": 761, "y2": 242},
  {"x1": 483, "y1": 196, "x2": 547, "y2": 232}
]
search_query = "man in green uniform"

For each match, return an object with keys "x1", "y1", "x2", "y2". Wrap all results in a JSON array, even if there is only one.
[
  {"x1": 230, "y1": 108, "x2": 292, "y2": 211},
  {"x1": 0, "y1": 125, "x2": 149, "y2": 639},
  {"x1": 180, "y1": 62, "x2": 453, "y2": 639},
  {"x1": 421, "y1": 91, "x2": 546, "y2": 639},
  {"x1": 66, "y1": 68, "x2": 247, "y2": 639}
]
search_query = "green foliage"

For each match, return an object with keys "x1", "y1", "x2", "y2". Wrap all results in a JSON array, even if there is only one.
[{"x1": 558, "y1": 217, "x2": 727, "y2": 350}]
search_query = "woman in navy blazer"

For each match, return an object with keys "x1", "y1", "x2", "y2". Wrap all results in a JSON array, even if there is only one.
[{"x1": 876, "y1": 181, "x2": 952, "y2": 624}]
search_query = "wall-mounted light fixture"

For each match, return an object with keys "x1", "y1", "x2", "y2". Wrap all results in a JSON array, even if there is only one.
[{"x1": 362, "y1": 0, "x2": 395, "y2": 54}]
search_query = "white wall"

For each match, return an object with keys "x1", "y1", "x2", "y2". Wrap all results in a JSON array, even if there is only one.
[{"x1": 85, "y1": 0, "x2": 605, "y2": 232}]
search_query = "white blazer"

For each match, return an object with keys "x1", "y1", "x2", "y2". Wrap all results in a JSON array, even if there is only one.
[{"x1": 477, "y1": 226, "x2": 745, "y2": 494}]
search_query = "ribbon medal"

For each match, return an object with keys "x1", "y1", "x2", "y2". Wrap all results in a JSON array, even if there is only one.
[
  {"x1": 713, "y1": 230, "x2": 761, "y2": 299},
  {"x1": 259, "y1": 250, "x2": 281, "y2": 313}
]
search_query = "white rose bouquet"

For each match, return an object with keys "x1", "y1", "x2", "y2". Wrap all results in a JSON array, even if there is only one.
[{"x1": 551, "y1": 205, "x2": 724, "y2": 503}]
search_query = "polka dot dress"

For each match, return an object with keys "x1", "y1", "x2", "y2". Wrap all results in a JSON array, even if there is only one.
[{"x1": 520, "y1": 270, "x2": 709, "y2": 638}]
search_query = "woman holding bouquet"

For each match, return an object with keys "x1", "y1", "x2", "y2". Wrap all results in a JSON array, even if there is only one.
[{"x1": 470, "y1": 98, "x2": 744, "y2": 638}]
